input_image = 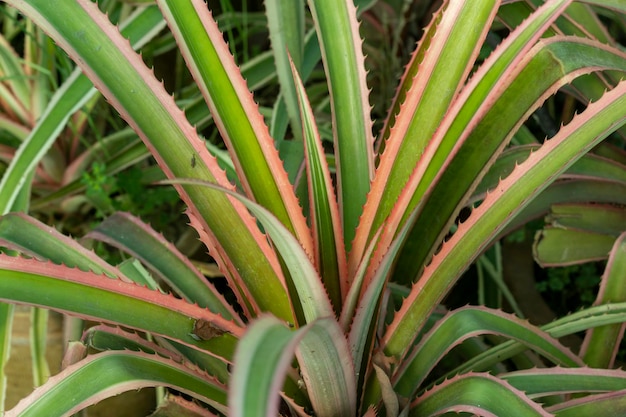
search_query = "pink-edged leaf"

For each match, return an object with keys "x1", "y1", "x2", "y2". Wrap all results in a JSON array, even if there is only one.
[
  {"x1": 503, "y1": 367, "x2": 626, "y2": 398},
  {"x1": 383, "y1": 80, "x2": 626, "y2": 362},
  {"x1": 6, "y1": 350, "x2": 227, "y2": 417},
  {"x1": 156, "y1": 0, "x2": 313, "y2": 257},
  {"x1": 308, "y1": 0, "x2": 375, "y2": 250},
  {"x1": 393, "y1": 306, "x2": 582, "y2": 399},
  {"x1": 352, "y1": 0, "x2": 500, "y2": 273},
  {"x1": 163, "y1": 178, "x2": 334, "y2": 324},
  {"x1": 410, "y1": 372, "x2": 551, "y2": 416},
  {"x1": 82, "y1": 324, "x2": 184, "y2": 362},
  {"x1": 580, "y1": 232, "x2": 626, "y2": 368},
  {"x1": 547, "y1": 388, "x2": 626, "y2": 416},
  {"x1": 230, "y1": 316, "x2": 306, "y2": 417},
  {"x1": 0, "y1": 256, "x2": 243, "y2": 360},
  {"x1": 290, "y1": 56, "x2": 347, "y2": 312},
  {"x1": 0, "y1": 212, "x2": 123, "y2": 279},
  {"x1": 391, "y1": 33, "x2": 626, "y2": 284},
  {"x1": 85, "y1": 212, "x2": 239, "y2": 322}
]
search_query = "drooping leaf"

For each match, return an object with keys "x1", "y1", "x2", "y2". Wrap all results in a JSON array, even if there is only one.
[
  {"x1": 409, "y1": 373, "x2": 551, "y2": 416},
  {"x1": 6, "y1": 351, "x2": 228, "y2": 417},
  {"x1": 394, "y1": 306, "x2": 582, "y2": 399}
]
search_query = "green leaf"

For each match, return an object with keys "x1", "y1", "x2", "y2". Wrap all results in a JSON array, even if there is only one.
[
  {"x1": 0, "y1": 213, "x2": 122, "y2": 278},
  {"x1": 534, "y1": 227, "x2": 616, "y2": 266},
  {"x1": 0, "y1": 303, "x2": 14, "y2": 414},
  {"x1": 546, "y1": 203, "x2": 626, "y2": 235},
  {"x1": 308, "y1": 0, "x2": 374, "y2": 249},
  {"x1": 265, "y1": 0, "x2": 305, "y2": 141},
  {"x1": 230, "y1": 316, "x2": 305, "y2": 417},
  {"x1": 296, "y1": 318, "x2": 356, "y2": 417},
  {"x1": 354, "y1": 0, "x2": 498, "y2": 268},
  {"x1": 29, "y1": 307, "x2": 50, "y2": 387},
  {"x1": 0, "y1": 5, "x2": 165, "y2": 214},
  {"x1": 444, "y1": 302, "x2": 626, "y2": 379},
  {"x1": 164, "y1": 178, "x2": 334, "y2": 324},
  {"x1": 548, "y1": 390, "x2": 626, "y2": 416},
  {"x1": 503, "y1": 368, "x2": 626, "y2": 398},
  {"x1": 291, "y1": 56, "x2": 346, "y2": 311},
  {"x1": 580, "y1": 232, "x2": 626, "y2": 368},
  {"x1": 157, "y1": 0, "x2": 312, "y2": 254},
  {"x1": 394, "y1": 16, "x2": 626, "y2": 283},
  {"x1": 409, "y1": 373, "x2": 551, "y2": 417},
  {"x1": 394, "y1": 307, "x2": 582, "y2": 399},
  {"x1": 0, "y1": 256, "x2": 241, "y2": 363}
]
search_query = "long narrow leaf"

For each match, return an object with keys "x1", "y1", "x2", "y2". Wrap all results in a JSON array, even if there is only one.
[
  {"x1": 0, "y1": 256, "x2": 242, "y2": 361},
  {"x1": 393, "y1": 306, "x2": 582, "y2": 399},
  {"x1": 290, "y1": 58, "x2": 346, "y2": 311},
  {"x1": 156, "y1": 0, "x2": 313, "y2": 255},
  {"x1": 164, "y1": 178, "x2": 334, "y2": 324},
  {"x1": 353, "y1": 0, "x2": 499, "y2": 270},
  {"x1": 384, "y1": 80, "x2": 626, "y2": 361},
  {"x1": 308, "y1": 0, "x2": 374, "y2": 249}
]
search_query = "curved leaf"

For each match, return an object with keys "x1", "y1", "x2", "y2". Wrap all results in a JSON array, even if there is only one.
[
  {"x1": 393, "y1": 33, "x2": 626, "y2": 284},
  {"x1": 86, "y1": 212, "x2": 238, "y2": 321},
  {"x1": 6, "y1": 351, "x2": 227, "y2": 417},
  {"x1": 394, "y1": 306, "x2": 582, "y2": 399},
  {"x1": 384, "y1": 80, "x2": 626, "y2": 361},
  {"x1": 0, "y1": 213, "x2": 123, "y2": 278},
  {"x1": 409, "y1": 373, "x2": 551, "y2": 417},
  {"x1": 0, "y1": 256, "x2": 242, "y2": 362}
]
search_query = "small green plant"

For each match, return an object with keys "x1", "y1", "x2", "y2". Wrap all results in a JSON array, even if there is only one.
[{"x1": 0, "y1": 0, "x2": 625, "y2": 416}]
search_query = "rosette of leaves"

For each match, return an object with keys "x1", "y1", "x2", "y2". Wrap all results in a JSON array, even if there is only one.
[{"x1": 0, "y1": 0, "x2": 626, "y2": 416}]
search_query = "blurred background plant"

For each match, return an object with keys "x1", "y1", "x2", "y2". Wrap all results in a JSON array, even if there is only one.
[{"x1": 0, "y1": 0, "x2": 624, "y2": 416}]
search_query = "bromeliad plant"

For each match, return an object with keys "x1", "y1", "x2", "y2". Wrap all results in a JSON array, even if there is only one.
[{"x1": 1, "y1": 0, "x2": 626, "y2": 415}]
